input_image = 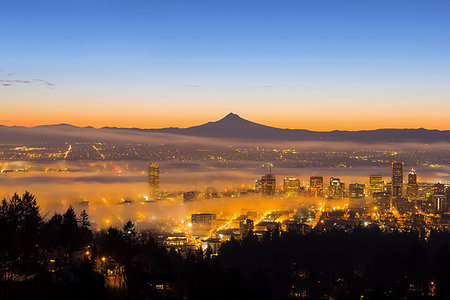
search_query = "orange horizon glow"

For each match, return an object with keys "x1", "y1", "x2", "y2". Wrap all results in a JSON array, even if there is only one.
[{"x1": 2, "y1": 111, "x2": 449, "y2": 131}]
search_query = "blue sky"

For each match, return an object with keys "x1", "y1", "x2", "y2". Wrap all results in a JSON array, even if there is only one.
[{"x1": 1, "y1": 0, "x2": 449, "y2": 129}]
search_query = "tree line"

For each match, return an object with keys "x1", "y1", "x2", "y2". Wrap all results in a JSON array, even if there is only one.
[{"x1": 2, "y1": 192, "x2": 450, "y2": 299}]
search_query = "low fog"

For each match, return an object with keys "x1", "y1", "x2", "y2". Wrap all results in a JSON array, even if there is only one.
[{"x1": 0, "y1": 160, "x2": 448, "y2": 229}]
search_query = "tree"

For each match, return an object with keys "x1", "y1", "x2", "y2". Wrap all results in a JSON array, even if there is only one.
[
  {"x1": 78, "y1": 210, "x2": 93, "y2": 249},
  {"x1": 0, "y1": 192, "x2": 43, "y2": 279},
  {"x1": 62, "y1": 206, "x2": 81, "y2": 251},
  {"x1": 79, "y1": 210, "x2": 90, "y2": 228},
  {"x1": 123, "y1": 220, "x2": 136, "y2": 239}
]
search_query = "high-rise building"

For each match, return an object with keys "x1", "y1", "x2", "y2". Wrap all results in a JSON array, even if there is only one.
[
  {"x1": 406, "y1": 169, "x2": 419, "y2": 199},
  {"x1": 392, "y1": 162, "x2": 403, "y2": 199},
  {"x1": 369, "y1": 175, "x2": 383, "y2": 197},
  {"x1": 434, "y1": 182, "x2": 445, "y2": 195},
  {"x1": 385, "y1": 182, "x2": 392, "y2": 195},
  {"x1": 148, "y1": 163, "x2": 160, "y2": 200},
  {"x1": 408, "y1": 169, "x2": 417, "y2": 184},
  {"x1": 255, "y1": 179, "x2": 262, "y2": 193},
  {"x1": 328, "y1": 177, "x2": 344, "y2": 200},
  {"x1": 349, "y1": 183, "x2": 365, "y2": 199},
  {"x1": 433, "y1": 183, "x2": 447, "y2": 213},
  {"x1": 310, "y1": 176, "x2": 324, "y2": 197},
  {"x1": 433, "y1": 194, "x2": 447, "y2": 213},
  {"x1": 260, "y1": 173, "x2": 276, "y2": 197},
  {"x1": 283, "y1": 177, "x2": 300, "y2": 197},
  {"x1": 372, "y1": 191, "x2": 391, "y2": 212}
]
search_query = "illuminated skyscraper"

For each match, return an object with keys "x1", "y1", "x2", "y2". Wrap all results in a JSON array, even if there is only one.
[
  {"x1": 310, "y1": 176, "x2": 324, "y2": 197},
  {"x1": 328, "y1": 177, "x2": 344, "y2": 200},
  {"x1": 432, "y1": 183, "x2": 447, "y2": 213},
  {"x1": 372, "y1": 192, "x2": 391, "y2": 212},
  {"x1": 406, "y1": 169, "x2": 418, "y2": 199},
  {"x1": 283, "y1": 177, "x2": 300, "y2": 197},
  {"x1": 408, "y1": 170, "x2": 417, "y2": 185},
  {"x1": 148, "y1": 163, "x2": 160, "y2": 200},
  {"x1": 261, "y1": 173, "x2": 276, "y2": 197},
  {"x1": 433, "y1": 194, "x2": 447, "y2": 213},
  {"x1": 369, "y1": 175, "x2": 383, "y2": 197},
  {"x1": 434, "y1": 182, "x2": 445, "y2": 195},
  {"x1": 349, "y1": 183, "x2": 365, "y2": 199},
  {"x1": 392, "y1": 162, "x2": 403, "y2": 199},
  {"x1": 255, "y1": 179, "x2": 262, "y2": 193}
]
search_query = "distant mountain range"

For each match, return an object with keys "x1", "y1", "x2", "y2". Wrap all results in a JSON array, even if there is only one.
[{"x1": 0, "y1": 113, "x2": 449, "y2": 144}]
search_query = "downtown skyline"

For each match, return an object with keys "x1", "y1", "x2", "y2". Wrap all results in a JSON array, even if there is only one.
[{"x1": 1, "y1": 0, "x2": 450, "y2": 130}]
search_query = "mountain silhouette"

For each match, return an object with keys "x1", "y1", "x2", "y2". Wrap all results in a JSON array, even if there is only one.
[
  {"x1": 175, "y1": 113, "x2": 290, "y2": 138},
  {"x1": 0, "y1": 113, "x2": 449, "y2": 144}
]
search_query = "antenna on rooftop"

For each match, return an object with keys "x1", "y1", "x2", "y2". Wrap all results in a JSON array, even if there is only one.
[{"x1": 262, "y1": 163, "x2": 273, "y2": 174}]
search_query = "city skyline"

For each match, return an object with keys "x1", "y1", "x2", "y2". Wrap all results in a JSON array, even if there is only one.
[{"x1": 2, "y1": 0, "x2": 450, "y2": 130}]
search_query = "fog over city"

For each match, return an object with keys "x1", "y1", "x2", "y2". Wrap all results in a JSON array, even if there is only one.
[{"x1": 0, "y1": 159, "x2": 448, "y2": 229}]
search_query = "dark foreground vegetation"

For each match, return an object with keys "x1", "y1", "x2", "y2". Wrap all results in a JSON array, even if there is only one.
[{"x1": 2, "y1": 192, "x2": 450, "y2": 299}]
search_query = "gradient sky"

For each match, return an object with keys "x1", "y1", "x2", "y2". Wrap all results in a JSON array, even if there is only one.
[{"x1": 1, "y1": 0, "x2": 449, "y2": 130}]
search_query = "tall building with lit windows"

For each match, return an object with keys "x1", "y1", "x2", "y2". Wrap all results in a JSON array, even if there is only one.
[
  {"x1": 369, "y1": 175, "x2": 383, "y2": 197},
  {"x1": 255, "y1": 179, "x2": 262, "y2": 193},
  {"x1": 406, "y1": 169, "x2": 418, "y2": 199},
  {"x1": 283, "y1": 177, "x2": 301, "y2": 197},
  {"x1": 310, "y1": 176, "x2": 324, "y2": 197},
  {"x1": 433, "y1": 183, "x2": 447, "y2": 213},
  {"x1": 328, "y1": 177, "x2": 344, "y2": 200},
  {"x1": 261, "y1": 173, "x2": 276, "y2": 197},
  {"x1": 148, "y1": 163, "x2": 160, "y2": 200},
  {"x1": 349, "y1": 183, "x2": 365, "y2": 199},
  {"x1": 392, "y1": 162, "x2": 403, "y2": 199}
]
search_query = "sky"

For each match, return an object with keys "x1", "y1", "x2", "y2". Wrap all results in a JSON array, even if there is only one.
[{"x1": 1, "y1": 0, "x2": 449, "y2": 130}]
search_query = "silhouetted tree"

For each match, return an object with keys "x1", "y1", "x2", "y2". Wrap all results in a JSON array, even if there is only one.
[
  {"x1": 78, "y1": 210, "x2": 93, "y2": 248},
  {"x1": 79, "y1": 209, "x2": 90, "y2": 228},
  {"x1": 123, "y1": 220, "x2": 137, "y2": 240},
  {"x1": 0, "y1": 192, "x2": 42, "y2": 279}
]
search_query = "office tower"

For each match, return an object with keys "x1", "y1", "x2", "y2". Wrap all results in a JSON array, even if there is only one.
[
  {"x1": 419, "y1": 183, "x2": 435, "y2": 202},
  {"x1": 239, "y1": 218, "x2": 254, "y2": 239},
  {"x1": 392, "y1": 162, "x2": 403, "y2": 199},
  {"x1": 433, "y1": 183, "x2": 447, "y2": 213},
  {"x1": 283, "y1": 177, "x2": 301, "y2": 197},
  {"x1": 408, "y1": 169, "x2": 417, "y2": 184},
  {"x1": 369, "y1": 175, "x2": 384, "y2": 197},
  {"x1": 255, "y1": 179, "x2": 262, "y2": 193},
  {"x1": 349, "y1": 183, "x2": 365, "y2": 199},
  {"x1": 434, "y1": 182, "x2": 445, "y2": 195},
  {"x1": 406, "y1": 169, "x2": 419, "y2": 199},
  {"x1": 328, "y1": 177, "x2": 344, "y2": 200},
  {"x1": 385, "y1": 182, "x2": 392, "y2": 195},
  {"x1": 372, "y1": 191, "x2": 391, "y2": 212},
  {"x1": 260, "y1": 173, "x2": 276, "y2": 197},
  {"x1": 310, "y1": 176, "x2": 324, "y2": 196},
  {"x1": 433, "y1": 194, "x2": 447, "y2": 214},
  {"x1": 191, "y1": 213, "x2": 217, "y2": 234},
  {"x1": 148, "y1": 163, "x2": 160, "y2": 200}
]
